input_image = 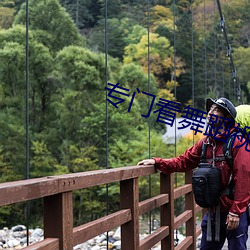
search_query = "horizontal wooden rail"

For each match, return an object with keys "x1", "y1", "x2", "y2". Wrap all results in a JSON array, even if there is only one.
[
  {"x1": 0, "y1": 165, "x2": 156, "y2": 206},
  {"x1": 73, "y1": 209, "x2": 131, "y2": 245},
  {"x1": 174, "y1": 210, "x2": 192, "y2": 229},
  {"x1": 140, "y1": 226, "x2": 169, "y2": 250},
  {"x1": 0, "y1": 177, "x2": 59, "y2": 206},
  {"x1": 175, "y1": 236, "x2": 193, "y2": 250},
  {"x1": 174, "y1": 184, "x2": 192, "y2": 199},
  {"x1": 139, "y1": 193, "x2": 169, "y2": 215},
  {"x1": 23, "y1": 238, "x2": 59, "y2": 250}
]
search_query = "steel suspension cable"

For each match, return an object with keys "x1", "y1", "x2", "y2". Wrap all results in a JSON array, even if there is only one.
[
  {"x1": 105, "y1": 0, "x2": 109, "y2": 248},
  {"x1": 216, "y1": 0, "x2": 242, "y2": 104},
  {"x1": 191, "y1": 0, "x2": 194, "y2": 108},
  {"x1": 25, "y1": 0, "x2": 30, "y2": 245},
  {"x1": 222, "y1": 55, "x2": 225, "y2": 96},
  {"x1": 172, "y1": 0, "x2": 179, "y2": 245},
  {"x1": 76, "y1": 0, "x2": 79, "y2": 27},
  {"x1": 147, "y1": 0, "x2": 152, "y2": 234},
  {"x1": 218, "y1": 19, "x2": 225, "y2": 96},
  {"x1": 173, "y1": 0, "x2": 177, "y2": 156},
  {"x1": 213, "y1": 0, "x2": 217, "y2": 94},
  {"x1": 219, "y1": 36, "x2": 225, "y2": 96},
  {"x1": 228, "y1": 64, "x2": 231, "y2": 100},
  {"x1": 191, "y1": 0, "x2": 195, "y2": 144},
  {"x1": 204, "y1": 0, "x2": 207, "y2": 97}
]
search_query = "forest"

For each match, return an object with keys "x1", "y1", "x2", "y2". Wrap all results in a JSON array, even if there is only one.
[{"x1": 0, "y1": 0, "x2": 249, "y2": 228}]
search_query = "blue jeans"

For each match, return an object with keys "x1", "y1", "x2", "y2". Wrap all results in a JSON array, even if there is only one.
[{"x1": 200, "y1": 211, "x2": 249, "y2": 250}]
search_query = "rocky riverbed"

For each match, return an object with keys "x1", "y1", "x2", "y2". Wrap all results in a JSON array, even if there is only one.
[{"x1": 0, "y1": 225, "x2": 187, "y2": 249}]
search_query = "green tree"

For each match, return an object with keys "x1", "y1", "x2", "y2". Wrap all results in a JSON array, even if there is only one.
[
  {"x1": 0, "y1": 38, "x2": 27, "y2": 180},
  {"x1": 124, "y1": 32, "x2": 185, "y2": 92},
  {"x1": 14, "y1": 0, "x2": 84, "y2": 52},
  {"x1": 0, "y1": 112, "x2": 26, "y2": 180},
  {"x1": 0, "y1": 25, "x2": 56, "y2": 132},
  {"x1": 234, "y1": 46, "x2": 250, "y2": 102},
  {"x1": 0, "y1": 6, "x2": 15, "y2": 29},
  {"x1": 149, "y1": 5, "x2": 174, "y2": 32},
  {"x1": 30, "y1": 141, "x2": 57, "y2": 177},
  {"x1": 87, "y1": 17, "x2": 137, "y2": 60},
  {"x1": 222, "y1": 0, "x2": 250, "y2": 46},
  {"x1": 61, "y1": 0, "x2": 101, "y2": 28}
]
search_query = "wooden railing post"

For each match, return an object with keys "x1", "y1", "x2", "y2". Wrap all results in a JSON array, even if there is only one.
[
  {"x1": 185, "y1": 171, "x2": 196, "y2": 250},
  {"x1": 120, "y1": 178, "x2": 139, "y2": 250},
  {"x1": 44, "y1": 192, "x2": 73, "y2": 250},
  {"x1": 160, "y1": 173, "x2": 174, "y2": 250}
]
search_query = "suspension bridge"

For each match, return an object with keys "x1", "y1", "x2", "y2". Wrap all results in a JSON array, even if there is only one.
[{"x1": 0, "y1": 0, "x2": 248, "y2": 249}]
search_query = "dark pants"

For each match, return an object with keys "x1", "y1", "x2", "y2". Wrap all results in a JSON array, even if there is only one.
[{"x1": 200, "y1": 211, "x2": 249, "y2": 250}]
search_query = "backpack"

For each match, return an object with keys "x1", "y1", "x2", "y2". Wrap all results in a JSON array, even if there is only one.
[
  {"x1": 192, "y1": 150, "x2": 221, "y2": 208},
  {"x1": 192, "y1": 133, "x2": 236, "y2": 208}
]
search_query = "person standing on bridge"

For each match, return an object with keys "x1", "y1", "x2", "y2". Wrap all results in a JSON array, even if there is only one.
[{"x1": 138, "y1": 97, "x2": 250, "y2": 250}]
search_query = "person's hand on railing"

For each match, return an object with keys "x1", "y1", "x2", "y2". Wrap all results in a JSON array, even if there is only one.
[{"x1": 137, "y1": 159, "x2": 155, "y2": 166}]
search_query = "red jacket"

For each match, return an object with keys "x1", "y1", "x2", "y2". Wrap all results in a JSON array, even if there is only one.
[{"x1": 154, "y1": 126, "x2": 250, "y2": 216}]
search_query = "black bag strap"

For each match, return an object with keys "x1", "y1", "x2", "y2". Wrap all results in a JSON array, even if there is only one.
[
  {"x1": 200, "y1": 141, "x2": 221, "y2": 241},
  {"x1": 222, "y1": 131, "x2": 242, "y2": 200},
  {"x1": 223, "y1": 131, "x2": 241, "y2": 171},
  {"x1": 223, "y1": 136, "x2": 234, "y2": 170},
  {"x1": 200, "y1": 142, "x2": 208, "y2": 163}
]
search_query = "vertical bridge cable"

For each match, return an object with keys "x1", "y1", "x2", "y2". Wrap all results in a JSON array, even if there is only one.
[
  {"x1": 104, "y1": 0, "x2": 109, "y2": 248},
  {"x1": 173, "y1": 0, "x2": 177, "y2": 161},
  {"x1": 204, "y1": 0, "x2": 207, "y2": 97},
  {"x1": 76, "y1": 0, "x2": 79, "y2": 27},
  {"x1": 172, "y1": 1, "x2": 177, "y2": 183},
  {"x1": 213, "y1": 0, "x2": 217, "y2": 96},
  {"x1": 219, "y1": 16, "x2": 225, "y2": 96},
  {"x1": 216, "y1": 0, "x2": 242, "y2": 104},
  {"x1": 191, "y1": 0, "x2": 195, "y2": 144},
  {"x1": 25, "y1": 0, "x2": 30, "y2": 246},
  {"x1": 228, "y1": 64, "x2": 231, "y2": 100},
  {"x1": 172, "y1": 0, "x2": 179, "y2": 245},
  {"x1": 147, "y1": 0, "x2": 152, "y2": 234}
]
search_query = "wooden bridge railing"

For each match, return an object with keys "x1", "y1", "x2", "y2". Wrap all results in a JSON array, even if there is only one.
[{"x1": 0, "y1": 165, "x2": 203, "y2": 250}]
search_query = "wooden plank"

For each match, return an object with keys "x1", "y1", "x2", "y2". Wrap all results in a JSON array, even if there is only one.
[
  {"x1": 175, "y1": 236, "x2": 193, "y2": 250},
  {"x1": 73, "y1": 209, "x2": 131, "y2": 245},
  {"x1": 58, "y1": 165, "x2": 156, "y2": 192},
  {"x1": 174, "y1": 210, "x2": 192, "y2": 229},
  {"x1": 120, "y1": 178, "x2": 140, "y2": 250},
  {"x1": 139, "y1": 194, "x2": 169, "y2": 215},
  {"x1": 140, "y1": 226, "x2": 169, "y2": 250},
  {"x1": 44, "y1": 192, "x2": 73, "y2": 250},
  {"x1": 174, "y1": 184, "x2": 192, "y2": 199},
  {"x1": 0, "y1": 177, "x2": 59, "y2": 206},
  {"x1": 0, "y1": 165, "x2": 156, "y2": 206},
  {"x1": 22, "y1": 238, "x2": 59, "y2": 250}
]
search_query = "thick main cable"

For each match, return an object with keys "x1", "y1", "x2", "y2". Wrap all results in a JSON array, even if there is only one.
[{"x1": 216, "y1": 0, "x2": 242, "y2": 103}]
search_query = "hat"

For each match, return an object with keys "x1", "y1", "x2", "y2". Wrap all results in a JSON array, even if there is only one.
[{"x1": 206, "y1": 97, "x2": 237, "y2": 119}]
